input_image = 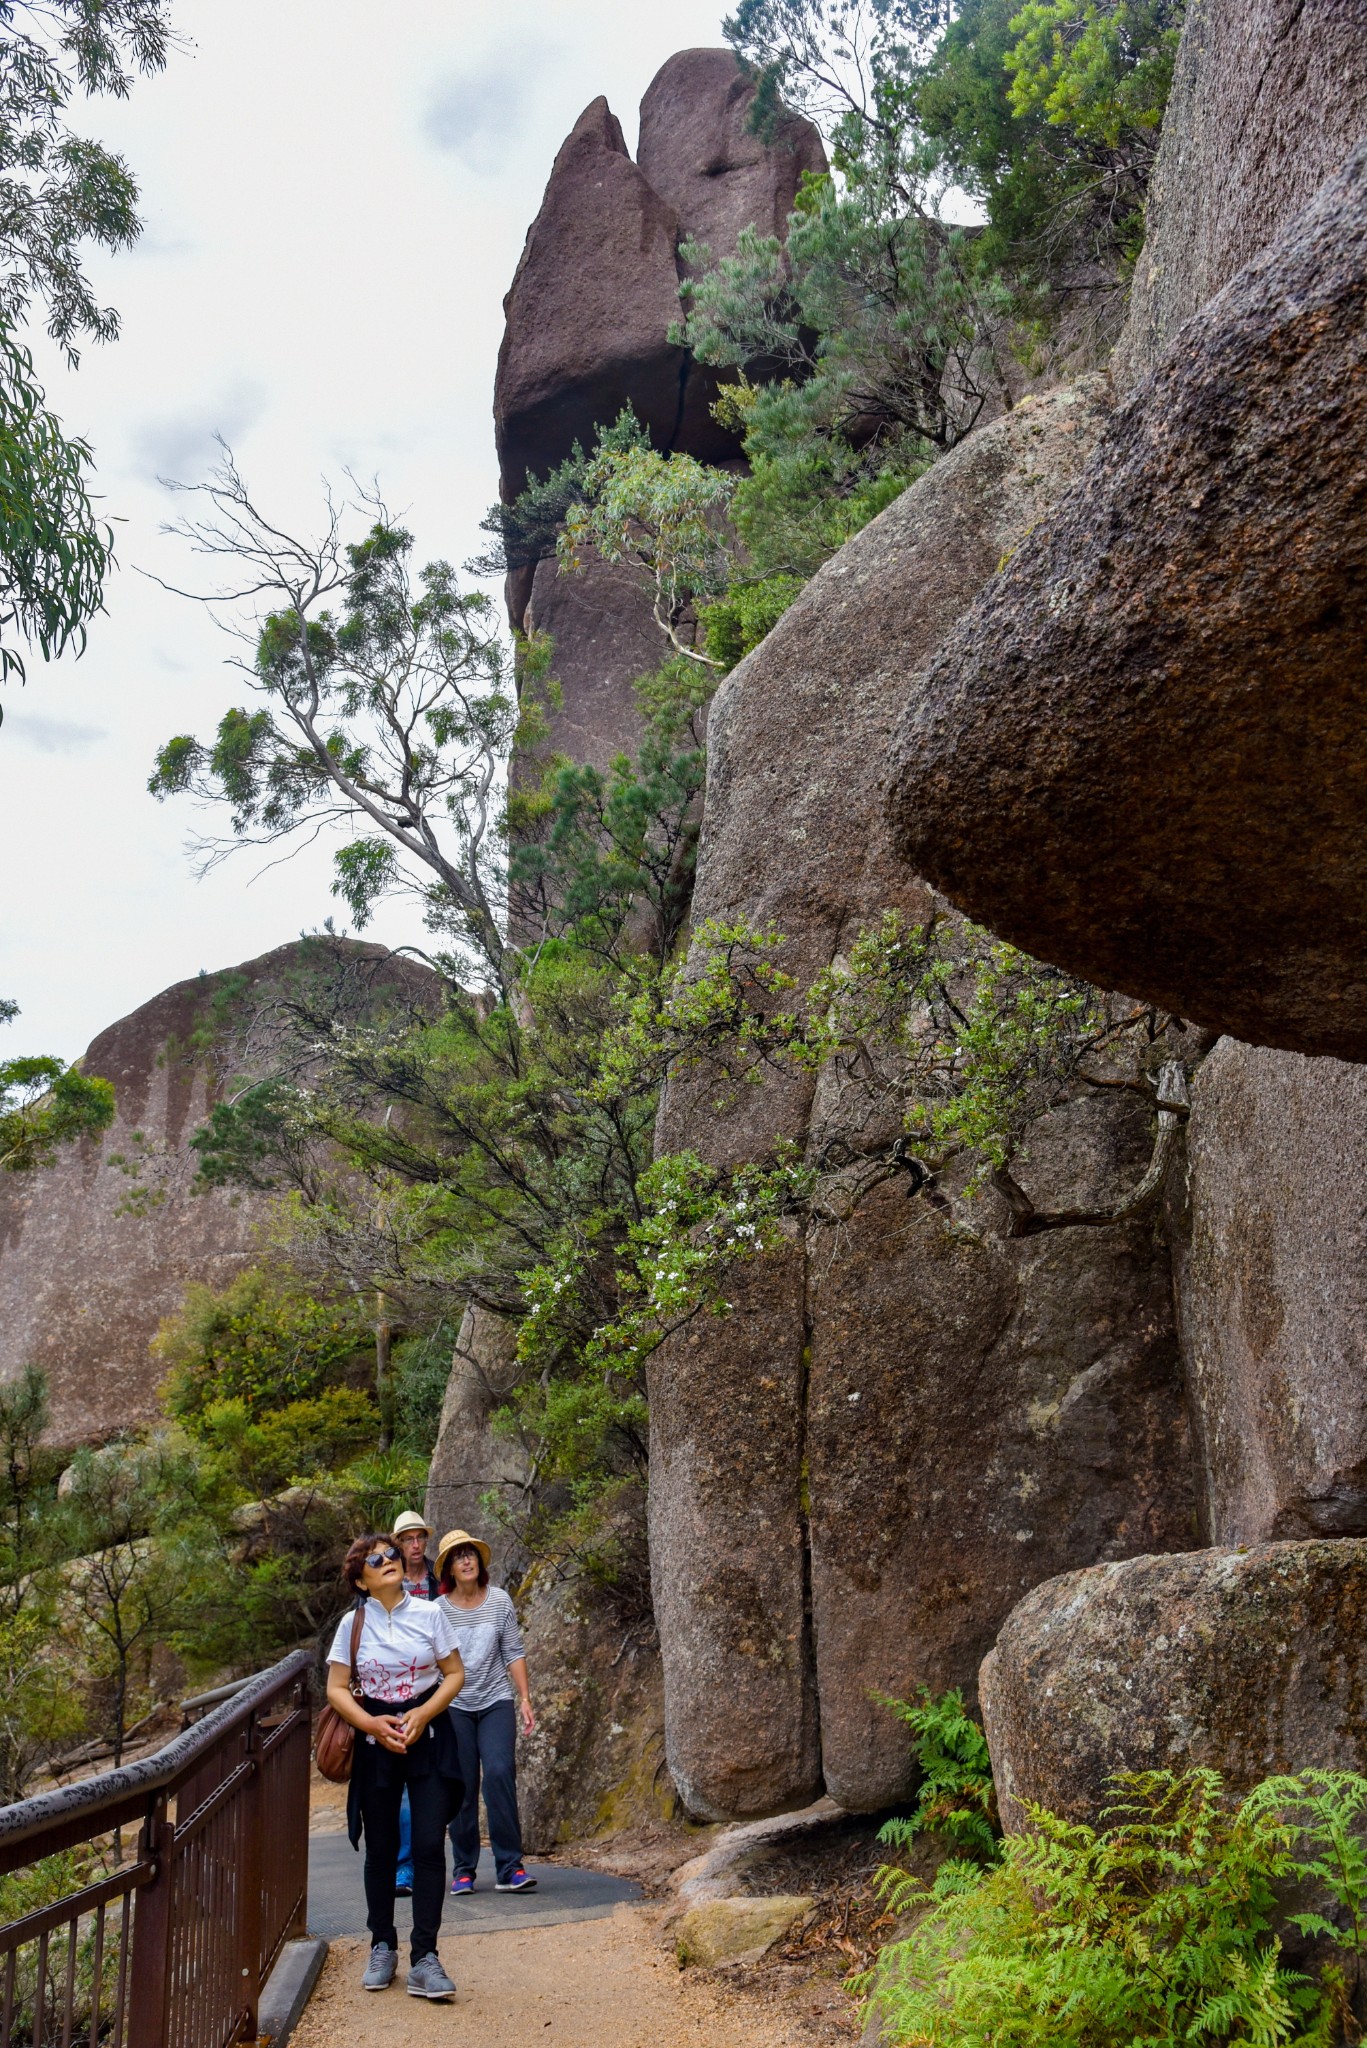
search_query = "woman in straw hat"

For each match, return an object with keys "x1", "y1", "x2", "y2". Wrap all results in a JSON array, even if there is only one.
[{"x1": 434, "y1": 1528, "x2": 537, "y2": 1896}]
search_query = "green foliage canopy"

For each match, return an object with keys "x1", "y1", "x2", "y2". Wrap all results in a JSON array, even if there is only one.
[
  {"x1": 57, "y1": 1436, "x2": 205, "y2": 1762},
  {"x1": 150, "y1": 483, "x2": 516, "y2": 986},
  {"x1": 509, "y1": 657, "x2": 713, "y2": 967},
  {"x1": 469, "y1": 409, "x2": 652, "y2": 579},
  {"x1": 918, "y1": 0, "x2": 1184, "y2": 283},
  {"x1": 558, "y1": 437, "x2": 735, "y2": 666},
  {"x1": 727, "y1": 0, "x2": 1184, "y2": 287},
  {"x1": 0, "y1": 334, "x2": 113, "y2": 684},
  {"x1": 515, "y1": 909, "x2": 1175, "y2": 1399},
  {"x1": 0, "y1": 1, "x2": 173, "y2": 358}
]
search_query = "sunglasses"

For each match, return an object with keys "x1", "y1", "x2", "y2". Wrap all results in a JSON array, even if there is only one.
[{"x1": 365, "y1": 1545, "x2": 401, "y2": 1568}]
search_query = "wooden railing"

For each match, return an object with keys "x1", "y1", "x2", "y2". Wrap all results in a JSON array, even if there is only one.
[{"x1": 0, "y1": 1649, "x2": 313, "y2": 2048}]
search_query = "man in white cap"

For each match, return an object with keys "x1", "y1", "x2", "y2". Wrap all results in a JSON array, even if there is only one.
[{"x1": 392, "y1": 1511, "x2": 439, "y2": 1602}]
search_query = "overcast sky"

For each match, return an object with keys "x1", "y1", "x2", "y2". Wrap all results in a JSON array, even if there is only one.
[{"x1": 0, "y1": 0, "x2": 729, "y2": 1061}]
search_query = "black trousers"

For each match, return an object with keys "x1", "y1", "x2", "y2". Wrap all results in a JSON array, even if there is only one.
[
  {"x1": 447, "y1": 1699, "x2": 524, "y2": 1883},
  {"x1": 357, "y1": 1753, "x2": 450, "y2": 1960}
]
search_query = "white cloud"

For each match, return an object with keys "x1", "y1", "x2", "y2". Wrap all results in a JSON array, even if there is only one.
[
  {"x1": 0, "y1": 710, "x2": 108, "y2": 755},
  {"x1": 130, "y1": 380, "x2": 267, "y2": 486},
  {"x1": 425, "y1": 64, "x2": 533, "y2": 176}
]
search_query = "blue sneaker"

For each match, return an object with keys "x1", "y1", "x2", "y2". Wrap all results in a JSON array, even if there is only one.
[
  {"x1": 395, "y1": 1866, "x2": 413, "y2": 1896},
  {"x1": 495, "y1": 1866, "x2": 537, "y2": 1892},
  {"x1": 450, "y1": 1872, "x2": 476, "y2": 1897}
]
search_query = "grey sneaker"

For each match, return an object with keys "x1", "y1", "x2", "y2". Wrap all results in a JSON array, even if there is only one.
[
  {"x1": 362, "y1": 1944, "x2": 398, "y2": 1991},
  {"x1": 407, "y1": 1952, "x2": 456, "y2": 2000}
]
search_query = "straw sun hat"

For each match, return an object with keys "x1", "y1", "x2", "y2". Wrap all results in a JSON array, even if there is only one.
[{"x1": 435, "y1": 1528, "x2": 492, "y2": 1577}]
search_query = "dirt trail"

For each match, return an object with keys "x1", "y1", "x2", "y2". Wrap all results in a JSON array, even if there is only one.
[{"x1": 292, "y1": 1907, "x2": 810, "y2": 2048}]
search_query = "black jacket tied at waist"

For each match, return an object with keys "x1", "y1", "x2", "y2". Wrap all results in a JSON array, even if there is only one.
[{"x1": 345, "y1": 1684, "x2": 463, "y2": 1850}]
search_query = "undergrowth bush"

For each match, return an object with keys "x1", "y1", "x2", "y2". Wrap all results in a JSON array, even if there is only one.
[{"x1": 866, "y1": 1767, "x2": 1367, "y2": 2047}]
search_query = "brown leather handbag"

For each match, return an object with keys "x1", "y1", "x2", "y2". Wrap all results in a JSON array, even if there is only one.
[{"x1": 314, "y1": 1603, "x2": 364, "y2": 1783}]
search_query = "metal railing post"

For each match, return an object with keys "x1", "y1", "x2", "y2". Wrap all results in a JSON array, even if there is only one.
[
  {"x1": 239, "y1": 1708, "x2": 265, "y2": 2038},
  {"x1": 286, "y1": 1677, "x2": 311, "y2": 1941},
  {"x1": 125, "y1": 1794, "x2": 173, "y2": 2048}
]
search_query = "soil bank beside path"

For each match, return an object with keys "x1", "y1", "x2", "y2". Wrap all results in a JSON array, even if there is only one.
[{"x1": 292, "y1": 1908, "x2": 810, "y2": 2048}]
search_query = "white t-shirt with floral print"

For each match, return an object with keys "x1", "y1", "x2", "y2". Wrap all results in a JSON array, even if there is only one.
[{"x1": 327, "y1": 1592, "x2": 460, "y2": 1704}]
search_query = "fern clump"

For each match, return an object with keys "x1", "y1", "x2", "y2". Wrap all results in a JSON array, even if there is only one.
[
  {"x1": 877, "y1": 1687, "x2": 1002, "y2": 1865},
  {"x1": 867, "y1": 1767, "x2": 1367, "y2": 2046}
]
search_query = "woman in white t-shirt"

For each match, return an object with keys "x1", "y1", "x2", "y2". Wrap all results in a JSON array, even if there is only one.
[{"x1": 325, "y1": 1534, "x2": 465, "y2": 2000}]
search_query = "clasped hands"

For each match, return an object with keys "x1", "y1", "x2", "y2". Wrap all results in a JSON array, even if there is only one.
[{"x1": 368, "y1": 1704, "x2": 433, "y2": 1753}]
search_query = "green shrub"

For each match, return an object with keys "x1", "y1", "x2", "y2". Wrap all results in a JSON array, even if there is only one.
[
  {"x1": 700, "y1": 573, "x2": 805, "y2": 668},
  {"x1": 878, "y1": 1688, "x2": 1001, "y2": 1865},
  {"x1": 195, "y1": 1389, "x2": 379, "y2": 1501},
  {"x1": 867, "y1": 1767, "x2": 1367, "y2": 2047},
  {"x1": 337, "y1": 1447, "x2": 430, "y2": 1533},
  {"x1": 156, "y1": 1267, "x2": 373, "y2": 1423},
  {"x1": 0, "y1": 1601, "x2": 87, "y2": 1801}
]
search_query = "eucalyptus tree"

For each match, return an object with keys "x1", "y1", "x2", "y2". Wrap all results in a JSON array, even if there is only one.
[
  {"x1": 149, "y1": 451, "x2": 518, "y2": 995},
  {"x1": 0, "y1": 0, "x2": 177, "y2": 703}
]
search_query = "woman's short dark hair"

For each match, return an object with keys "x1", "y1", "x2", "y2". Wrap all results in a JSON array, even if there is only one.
[
  {"x1": 343, "y1": 1533, "x2": 393, "y2": 1593},
  {"x1": 439, "y1": 1546, "x2": 489, "y2": 1594}
]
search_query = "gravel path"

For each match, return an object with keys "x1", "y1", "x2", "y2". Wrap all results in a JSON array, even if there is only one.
[{"x1": 292, "y1": 1907, "x2": 808, "y2": 2047}]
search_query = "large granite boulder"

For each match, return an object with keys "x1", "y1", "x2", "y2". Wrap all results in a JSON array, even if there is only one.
[
  {"x1": 651, "y1": 382, "x2": 1198, "y2": 1820},
  {"x1": 885, "y1": 141, "x2": 1367, "y2": 1060},
  {"x1": 423, "y1": 1305, "x2": 529, "y2": 1585},
  {"x1": 515, "y1": 1489, "x2": 670, "y2": 1850},
  {"x1": 637, "y1": 47, "x2": 826, "y2": 269},
  {"x1": 494, "y1": 96, "x2": 693, "y2": 501},
  {"x1": 498, "y1": 55, "x2": 825, "y2": 776},
  {"x1": 497, "y1": 56, "x2": 825, "y2": 505},
  {"x1": 0, "y1": 941, "x2": 428, "y2": 1446},
  {"x1": 1115, "y1": 0, "x2": 1367, "y2": 386},
  {"x1": 0, "y1": 966, "x2": 270, "y2": 1444},
  {"x1": 663, "y1": 378, "x2": 1111, "y2": 1072},
  {"x1": 520, "y1": 549, "x2": 671, "y2": 775},
  {"x1": 981, "y1": 1541, "x2": 1367, "y2": 1831},
  {"x1": 1172, "y1": 1040, "x2": 1367, "y2": 1546},
  {"x1": 649, "y1": 1238, "x2": 819, "y2": 1821},
  {"x1": 809, "y1": 1113, "x2": 1194, "y2": 1812}
]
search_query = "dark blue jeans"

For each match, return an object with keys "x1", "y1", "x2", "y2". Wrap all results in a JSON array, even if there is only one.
[{"x1": 447, "y1": 1699, "x2": 523, "y2": 1883}]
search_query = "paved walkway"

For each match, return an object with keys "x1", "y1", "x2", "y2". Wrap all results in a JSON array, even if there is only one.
[
  {"x1": 290, "y1": 1913, "x2": 810, "y2": 2048},
  {"x1": 307, "y1": 1836, "x2": 642, "y2": 1939}
]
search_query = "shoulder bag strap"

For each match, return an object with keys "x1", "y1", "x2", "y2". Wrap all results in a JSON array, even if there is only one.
[{"x1": 348, "y1": 1600, "x2": 364, "y2": 1698}]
